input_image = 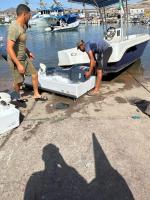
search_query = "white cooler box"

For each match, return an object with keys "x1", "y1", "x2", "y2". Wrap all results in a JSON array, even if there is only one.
[
  {"x1": 0, "y1": 102, "x2": 20, "y2": 134},
  {"x1": 25, "y1": 64, "x2": 96, "y2": 98},
  {"x1": 25, "y1": 74, "x2": 96, "y2": 98}
]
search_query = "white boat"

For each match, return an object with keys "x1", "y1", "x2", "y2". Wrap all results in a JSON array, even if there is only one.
[
  {"x1": 57, "y1": 0, "x2": 150, "y2": 75},
  {"x1": 4, "y1": 16, "x2": 11, "y2": 24},
  {"x1": 29, "y1": 1, "x2": 64, "y2": 27},
  {"x1": 29, "y1": 10, "x2": 60, "y2": 27},
  {"x1": 45, "y1": 14, "x2": 80, "y2": 32},
  {"x1": 0, "y1": 93, "x2": 20, "y2": 134},
  {"x1": 45, "y1": 20, "x2": 80, "y2": 32},
  {"x1": 58, "y1": 28, "x2": 150, "y2": 74}
]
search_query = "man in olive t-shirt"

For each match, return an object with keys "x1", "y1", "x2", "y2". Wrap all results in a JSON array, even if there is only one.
[{"x1": 7, "y1": 4, "x2": 47, "y2": 101}]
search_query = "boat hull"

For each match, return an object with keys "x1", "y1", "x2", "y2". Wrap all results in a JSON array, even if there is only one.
[
  {"x1": 58, "y1": 34, "x2": 150, "y2": 74},
  {"x1": 104, "y1": 41, "x2": 148, "y2": 74}
]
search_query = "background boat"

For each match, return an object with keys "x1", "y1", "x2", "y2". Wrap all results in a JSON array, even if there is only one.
[
  {"x1": 58, "y1": 0, "x2": 150, "y2": 74},
  {"x1": 29, "y1": 0, "x2": 64, "y2": 27},
  {"x1": 45, "y1": 13, "x2": 80, "y2": 32}
]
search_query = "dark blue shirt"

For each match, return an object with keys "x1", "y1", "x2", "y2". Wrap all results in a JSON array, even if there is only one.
[{"x1": 85, "y1": 40, "x2": 110, "y2": 54}]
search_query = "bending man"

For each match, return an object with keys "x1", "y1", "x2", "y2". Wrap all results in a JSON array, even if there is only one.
[{"x1": 77, "y1": 39, "x2": 112, "y2": 95}]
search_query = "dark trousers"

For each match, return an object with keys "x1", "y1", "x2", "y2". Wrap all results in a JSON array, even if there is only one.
[{"x1": 96, "y1": 46, "x2": 112, "y2": 70}]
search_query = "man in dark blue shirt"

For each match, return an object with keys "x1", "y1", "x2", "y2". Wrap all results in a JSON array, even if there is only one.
[{"x1": 77, "y1": 40, "x2": 112, "y2": 95}]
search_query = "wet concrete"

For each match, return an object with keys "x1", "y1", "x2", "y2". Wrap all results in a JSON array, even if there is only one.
[
  {"x1": 115, "y1": 96, "x2": 127, "y2": 103},
  {"x1": 0, "y1": 57, "x2": 150, "y2": 200}
]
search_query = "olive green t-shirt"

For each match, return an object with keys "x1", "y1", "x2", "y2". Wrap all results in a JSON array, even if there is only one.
[{"x1": 7, "y1": 20, "x2": 27, "y2": 61}]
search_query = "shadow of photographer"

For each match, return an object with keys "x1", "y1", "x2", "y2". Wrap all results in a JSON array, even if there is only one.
[{"x1": 24, "y1": 133, "x2": 134, "y2": 200}]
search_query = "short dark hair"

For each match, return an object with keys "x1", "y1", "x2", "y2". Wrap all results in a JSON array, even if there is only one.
[{"x1": 16, "y1": 4, "x2": 30, "y2": 16}]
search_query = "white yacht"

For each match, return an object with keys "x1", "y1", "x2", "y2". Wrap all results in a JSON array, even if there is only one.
[
  {"x1": 58, "y1": 0, "x2": 150, "y2": 75},
  {"x1": 29, "y1": 0, "x2": 64, "y2": 27},
  {"x1": 29, "y1": 9, "x2": 62, "y2": 27}
]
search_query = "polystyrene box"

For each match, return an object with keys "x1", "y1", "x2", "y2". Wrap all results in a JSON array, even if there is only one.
[
  {"x1": 25, "y1": 74, "x2": 96, "y2": 98},
  {"x1": 0, "y1": 103, "x2": 20, "y2": 134}
]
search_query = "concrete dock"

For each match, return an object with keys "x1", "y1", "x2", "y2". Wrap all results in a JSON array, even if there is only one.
[{"x1": 0, "y1": 58, "x2": 150, "y2": 200}]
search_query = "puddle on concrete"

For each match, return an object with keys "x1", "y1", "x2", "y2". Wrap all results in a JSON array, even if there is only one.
[
  {"x1": 115, "y1": 97, "x2": 127, "y2": 104},
  {"x1": 23, "y1": 121, "x2": 43, "y2": 141},
  {"x1": 94, "y1": 109, "x2": 101, "y2": 112},
  {"x1": 53, "y1": 102, "x2": 70, "y2": 110},
  {"x1": 109, "y1": 59, "x2": 150, "y2": 91}
]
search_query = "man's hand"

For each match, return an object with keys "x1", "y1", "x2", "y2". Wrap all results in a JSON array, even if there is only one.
[
  {"x1": 85, "y1": 71, "x2": 91, "y2": 79},
  {"x1": 17, "y1": 63, "x2": 25, "y2": 74},
  {"x1": 26, "y1": 48, "x2": 35, "y2": 60},
  {"x1": 29, "y1": 52, "x2": 35, "y2": 60}
]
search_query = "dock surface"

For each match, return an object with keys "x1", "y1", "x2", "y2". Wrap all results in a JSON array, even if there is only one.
[{"x1": 0, "y1": 58, "x2": 150, "y2": 200}]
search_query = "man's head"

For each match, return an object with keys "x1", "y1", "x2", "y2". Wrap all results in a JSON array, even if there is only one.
[
  {"x1": 77, "y1": 40, "x2": 85, "y2": 52},
  {"x1": 16, "y1": 4, "x2": 31, "y2": 25}
]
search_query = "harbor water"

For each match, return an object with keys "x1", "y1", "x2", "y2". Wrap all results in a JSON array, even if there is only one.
[{"x1": 0, "y1": 23, "x2": 150, "y2": 91}]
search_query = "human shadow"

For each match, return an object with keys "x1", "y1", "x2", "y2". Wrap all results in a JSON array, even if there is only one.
[
  {"x1": 87, "y1": 134, "x2": 134, "y2": 200},
  {"x1": 24, "y1": 133, "x2": 134, "y2": 200},
  {"x1": 24, "y1": 144, "x2": 87, "y2": 200}
]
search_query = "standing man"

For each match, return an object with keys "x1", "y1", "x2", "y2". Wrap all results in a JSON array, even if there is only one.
[
  {"x1": 77, "y1": 40, "x2": 112, "y2": 96},
  {"x1": 7, "y1": 4, "x2": 47, "y2": 101}
]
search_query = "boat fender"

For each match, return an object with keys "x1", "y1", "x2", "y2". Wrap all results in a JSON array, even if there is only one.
[
  {"x1": 0, "y1": 92, "x2": 11, "y2": 103},
  {"x1": 39, "y1": 63, "x2": 47, "y2": 74},
  {"x1": 0, "y1": 100, "x2": 7, "y2": 106}
]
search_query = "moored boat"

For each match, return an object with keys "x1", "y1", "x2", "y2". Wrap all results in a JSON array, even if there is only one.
[
  {"x1": 45, "y1": 14, "x2": 80, "y2": 32},
  {"x1": 58, "y1": 0, "x2": 150, "y2": 74}
]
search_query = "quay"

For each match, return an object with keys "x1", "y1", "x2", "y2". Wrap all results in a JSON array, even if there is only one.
[
  {"x1": 0, "y1": 0, "x2": 150, "y2": 199},
  {"x1": 0, "y1": 54, "x2": 150, "y2": 199}
]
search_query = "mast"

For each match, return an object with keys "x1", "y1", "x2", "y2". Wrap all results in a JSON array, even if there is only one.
[
  {"x1": 93, "y1": 0, "x2": 105, "y2": 35},
  {"x1": 125, "y1": 0, "x2": 129, "y2": 39},
  {"x1": 39, "y1": 0, "x2": 46, "y2": 9},
  {"x1": 119, "y1": 0, "x2": 124, "y2": 41},
  {"x1": 24, "y1": 0, "x2": 29, "y2": 6},
  {"x1": 103, "y1": 6, "x2": 107, "y2": 33},
  {"x1": 83, "y1": 2, "x2": 86, "y2": 19}
]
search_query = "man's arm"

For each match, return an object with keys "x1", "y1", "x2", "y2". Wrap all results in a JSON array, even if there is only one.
[
  {"x1": 7, "y1": 40, "x2": 25, "y2": 74},
  {"x1": 85, "y1": 50, "x2": 96, "y2": 78},
  {"x1": 88, "y1": 50, "x2": 96, "y2": 73}
]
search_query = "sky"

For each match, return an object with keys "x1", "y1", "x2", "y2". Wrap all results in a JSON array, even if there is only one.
[{"x1": 0, "y1": 0, "x2": 141, "y2": 10}]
